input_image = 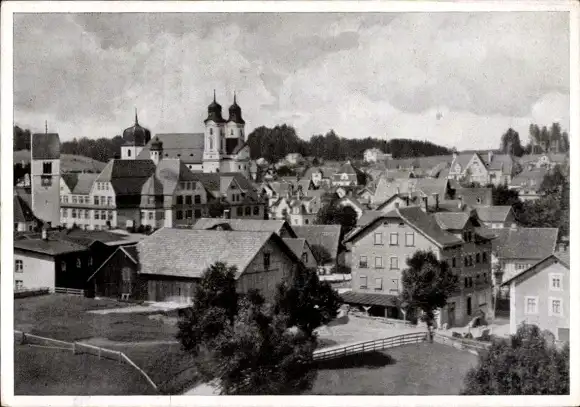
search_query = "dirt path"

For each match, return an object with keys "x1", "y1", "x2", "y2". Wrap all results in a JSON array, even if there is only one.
[{"x1": 80, "y1": 337, "x2": 179, "y2": 348}]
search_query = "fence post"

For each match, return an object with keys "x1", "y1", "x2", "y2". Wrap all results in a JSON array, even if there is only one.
[{"x1": 72, "y1": 342, "x2": 76, "y2": 355}]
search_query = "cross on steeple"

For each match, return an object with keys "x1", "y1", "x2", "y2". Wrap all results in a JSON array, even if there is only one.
[{"x1": 135, "y1": 107, "x2": 139, "y2": 125}]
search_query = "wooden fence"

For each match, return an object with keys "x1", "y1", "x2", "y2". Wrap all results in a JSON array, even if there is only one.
[
  {"x1": 432, "y1": 332, "x2": 491, "y2": 355},
  {"x1": 313, "y1": 332, "x2": 428, "y2": 362},
  {"x1": 14, "y1": 330, "x2": 158, "y2": 391},
  {"x1": 54, "y1": 287, "x2": 85, "y2": 296}
]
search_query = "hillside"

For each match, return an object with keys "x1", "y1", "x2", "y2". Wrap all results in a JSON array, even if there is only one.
[{"x1": 14, "y1": 150, "x2": 107, "y2": 173}]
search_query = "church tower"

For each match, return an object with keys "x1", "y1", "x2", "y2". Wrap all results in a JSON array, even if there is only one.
[
  {"x1": 121, "y1": 109, "x2": 151, "y2": 160},
  {"x1": 31, "y1": 126, "x2": 61, "y2": 227},
  {"x1": 203, "y1": 91, "x2": 225, "y2": 173},
  {"x1": 222, "y1": 92, "x2": 250, "y2": 176},
  {"x1": 225, "y1": 92, "x2": 245, "y2": 143}
]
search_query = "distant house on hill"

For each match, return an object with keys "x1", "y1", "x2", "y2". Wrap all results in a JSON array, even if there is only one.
[
  {"x1": 448, "y1": 151, "x2": 521, "y2": 186},
  {"x1": 331, "y1": 161, "x2": 366, "y2": 187},
  {"x1": 508, "y1": 168, "x2": 548, "y2": 201},
  {"x1": 519, "y1": 153, "x2": 568, "y2": 171},
  {"x1": 363, "y1": 148, "x2": 391, "y2": 163}
]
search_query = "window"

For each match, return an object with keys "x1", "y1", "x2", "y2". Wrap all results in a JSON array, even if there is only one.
[
  {"x1": 452, "y1": 257, "x2": 456, "y2": 267},
  {"x1": 88, "y1": 257, "x2": 93, "y2": 267},
  {"x1": 94, "y1": 211, "x2": 99, "y2": 220},
  {"x1": 194, "y1": 195, "x2": 201, "y2": 204},
  {"x1": 185, "y1": 210, "x2": 192, "y2": 219},
  {"x1": 464, "y1": 257, "x2": 468, "y2": 267},
  {"x1": 245, "y1": 207, "x2": 251, "y2": 216},
  {"x1": 389, "y1": 233, "x2": 399, "y2": 246},
  {"x1": 185, "y1": 195, "x2": 192, "y2": 205},
  {"x1": 375, "y1": 256, "x2": 383, "y2": 269},
  {"x1": 253, "y1": 206, "x2": 259, "y2": 215},
  {"x1": 42, "y1": 162, "x2": 52, "y2": 174},
  {"x1": 148, "y1": 212, "x2": 154, "y2": 220},
  {"x1": 94, "y1": 196, "x2": 99, "y2": 205},
  {"x1": 395, "y1": 202, "x2": 400, "y2": 208},
  {"x1": 374, "y1": 278, "x2": 383, "y2": 291},
  {"x1": 405, "y1": 232, "x2": 415, "y2": 247},
  {"x1": 359, "y1": 256, "x2": 368, "y2": 268},
  {"x1": 359, "y1": 276, "x2": 368, "y2": 289},
  {"x1": 108, "y1": 211, "x2": 113, "y2": 221},
  {"x1": 237, "y1": 207, "x2": 243, "y2": 216},
  {"x1": 390, "y1": 256, "x2": 399, "y2": 270},
  {"x1": 464, "y1": 277, "x2": 468, "y2": 288},
  {"x1": 476, "y1": 253, "x2": 480, "y2": 263},
  {"x1": 61, "y1": 261, "x2": 67, "y2": 272},
  {"x1": 76, "y1": 258, "x2": 82, "y2": 268},
  {"x1": 15, "y1": 280, "x2": 23, "y2": 290},
  {"x1": 176, "y1": 210, "x2": 183, "y2": 220},
  {"x1": 525, "y1": 296, "x2": 538, "y2": 314},
  {"x1": 15, "y1": 260, "x2": 23, "y2": 273},
  {"x1": 62, "y1": 196, "x2": 69, "y2": 203},
  {"x1": 62, "y1": 208, "x2": 67, "y2": 218},
  {"x1": 128, "y1": 149, "x2": 131, "y2": 157},
  {"x1": 374, "y1": 232, "x2": 383, "y2": 245},
  {"x1": 84, "y1": 209, "x2": 89, "y2": 219},
  {"x1": 177, "y1": 196, "x2": 183, "y2": 205},
  {"x1": 482, "y1": 252, "x2": 488, "y2": 263},
  {"x1": 148, "y1": 196, "x2": 155, "y2": 205},
  {"x1": 101, "y1": 210, "x2": 107, "y2": 220},
  {"x1": 263, "y1": 253, "x2": 271, "y2": 270},
  {"x1": 72, "y1": 196, "x2": 78, "y2": 204},
  {"x1": 209, "y1": 128, "x2": 213, "y2": 135},
  {"x1": 483, "y1": 273, "x2": 487, "y2": 282},
  {"x1": 549, "y1": 298, "x2": 563, "y2": 317},
  {"x1": 550, "y1": 274, "x2": 563, "y2": 291},
  {"x1": 194, "y1": 209, "x2": 202, "y2": 218},
  {"x1": 302, "y1": 252, "x2": 308, "y2": 264}
]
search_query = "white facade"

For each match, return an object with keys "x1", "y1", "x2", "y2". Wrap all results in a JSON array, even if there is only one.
[{"x1": 13, "y1": 252, "x2": 56, "y2": 291}]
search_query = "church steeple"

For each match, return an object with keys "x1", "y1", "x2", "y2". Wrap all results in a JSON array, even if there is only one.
[
  {"x1": 135, "y1": 107, "x2": 139, "y2": 125},
  {"x1": 227, "y1": 92, "x2": 245, "y2": 124}
]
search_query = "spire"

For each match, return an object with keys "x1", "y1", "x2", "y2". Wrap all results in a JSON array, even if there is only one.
[
  {"x1": 213, "y1": 89, "x2": 216, "y2": 102},
  {"x1": 233, "y1": 90, "x2": 237, "y2": 105},
  {"x1": 134, "y1": 107, "x2": 139, "y2": 125},
  {"x1": 45, "y1": 120, "x2": 48, "y2": 134}
]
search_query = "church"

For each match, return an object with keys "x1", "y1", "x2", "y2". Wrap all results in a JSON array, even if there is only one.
[{"x1": 121, "y1": 92, "x2": 251, "y2": 178}]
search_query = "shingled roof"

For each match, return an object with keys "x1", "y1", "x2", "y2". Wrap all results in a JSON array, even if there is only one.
[
  {"x1": 293, "y1": 225, "x2": 342, "y2": 261},
  {"x1": 192, "y1": 218, "x2": 297, "y2": 238},
  {"x1": 14, "y1": 237, "x2": 87, "y2": 256},
  {"x1": 96, "y1": 159, "x2": 157, "y2": 195},
  {"x1": 282, "y1": 238, "x2": 307, "y2": 258},
  {"x1": 476, "y1": 206, "x2": 513, "y2": 223},
  {"x1": 493, "y1": 227, "x2": 558, "y2": 260},
  {"x1": 137, "y1": 133, "x2": 205, "y2": 164},
  {"x1": 61, "y1": 173, "x2": 99, "y2": 195},
  {"x1": 137, "y1": 228, "x2": 297, "y2": 279},
  {"x1": 141, "y1": 159, "x2": 198, "y2": 196},
  {"x1": 433, "y1": 212, "x2": 471, "y2": 230},
  {"x1": 31, "y1": 133, "x2": 60, "y2": 160},
  {"x1": 454, "y1": 188, "x2": 493, "y2": 207},
  {"x1": 14, "y1": 194, "x2": 37, "y2": 223}
]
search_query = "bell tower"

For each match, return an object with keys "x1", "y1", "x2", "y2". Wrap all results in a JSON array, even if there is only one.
[
  {"x1": 203, "y1": 90, "x2": 225, "y2": 173},
  {"x1": 31, "y1": 125, "x2": 61, "y2": 227}
]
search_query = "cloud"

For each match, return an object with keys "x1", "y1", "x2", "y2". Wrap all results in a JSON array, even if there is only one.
[{"x1": 13, "y1": 12, "x2": 570, "y2": 151}]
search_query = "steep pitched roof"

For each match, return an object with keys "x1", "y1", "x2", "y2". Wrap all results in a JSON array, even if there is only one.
[
  {"x1": 450, "y1": 153, "x2": 473, "y2": 173},
  {"x1": 141, "y1": 159, "x2": 198, "y2": 196},
  {"x1": 14, "y1": 194, "x2": 37, "y2": 223},
  {"x1": 192, "y1": 218, "x2": 297, "y2": 238},
  {"x1": 433, "y1": 212, "x2": 471, "y2": 230},
  {"x1": 481, "y1": 153, "x2": 518, "y2": 174},
  {"x1": 137, "y1": 133, "x2": 205, "y2": 164},
  {"x1": 96, "y1": 159, "x2": 157, "y2": 195},
  {"x1": 293, "y1": 225, "x2": 341, "y2": 261},
  {"x1": 397, "y1": 207, "x2": 464, "y2": 247},
  {"x1": 356, "y1": 210, "x2": 384, "y2": 227},
  {"x1": 454, "y1": 188, "x2": 493, "y2": 207},
  {"x1": 510, "y1": 168, "x2": 548, "y2": 188},
  {"x1": 137, "y1": 228, "x2": 296, "y2": 278},
  {"x1": 501, "y1": 251, "x2": 570, "y2": 287},
  {"x1": 282, "y1": 238, "x2": 307, "y2": 258},
  {"x1": 475, "y1": 206, "x2": 512, "y2": 223},
  {"x1": 61, "y1": 173, "x2": 99, "y2": 195},
  {"x1": 31, "y1": 133, "x2": 60, "y2": 160},
  {"x1": 493, "y1": 228, "x2": 558, "y2": 260}
]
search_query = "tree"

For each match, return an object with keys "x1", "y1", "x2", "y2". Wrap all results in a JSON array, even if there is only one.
[
  {"x1": 499, "y1": 128, "x2": 524, "y2": 157},
  {"x1": 491, "y1": 184, "x2": 521, "y2": 207},
  {"x1": 462, "y1": 323, "x2": 569, "y2": 395},
  {"x1": 399, "y1": 250, "x2": 458, "y2": 327},
  {"x1": 539, "y1": 165, "x2": 566, "y2": 194},
  {"x1": 310, "y1": 244, "x2": 332, "y2": 265},
  {"x1": 176, "y1": 262, "x2": 238, "y2": 354},
  {"x1": 14, "y1": 126, "x2": 31, "y2": 151},
  {"x1": 273, "y1": 267, "x2": 342, "y2": 336},
  {"x1": 516, "y1": 195, "x2": 561, "y2": 230},
  {"x1": 316, "y1": 199, "x2": 358, "y2": 238}
]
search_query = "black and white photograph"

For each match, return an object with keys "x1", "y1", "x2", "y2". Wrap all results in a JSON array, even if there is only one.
[{"x1": 1, "y1": 1, "x2": 578, "y2": 405}]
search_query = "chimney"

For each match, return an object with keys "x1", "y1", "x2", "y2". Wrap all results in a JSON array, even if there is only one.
[
  {"x1": 41, "y1": 223, "x2": 49, "y2": 240},
  {"x1": 432, "y1": 193, "x2": 439, "y2": 211},
  {"x1": 396, "y1": 186, "x2": 400, "y2": 195},
  {"x1": 488, "y1": 150, "x2": 493, "y2": 163},
  {"x1": 421, "y1": 196, "x2": 428, "y2": 212}
]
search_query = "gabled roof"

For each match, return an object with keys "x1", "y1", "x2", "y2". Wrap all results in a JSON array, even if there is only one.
[
  {"x1": 481, "y1": 153, "x2": 518, "y2": 174},
  {"x1": 475, "y1": 206, "x2": 513, "y2": 223},
  {"x1": 31, "y1": 133, "x2": 60, "y2": 160},
  {"x1": 510, "y1": 168, "x2": 548, "y2": 188},
  {"x1": 137, "y1": 133, "x2": 205, "y2": 164},
  {"x1": 454, "y1": 187, "x2": 493, "y2": 207},
  {"x1": 141, "y1": 159, "x2": 198, "y2": 196},
  {"x1": 501, "y1": 251, "x2": 570, "y2": 287},
  {"x1": 450, "y1": 153, "x2": 473, "y2": 172},
  {"x1": 61, "y1": 173, "x2": 99, "y2": 195},
  {"x1": 335, "y1": 161, "x2": 361, "y2": 176},
  {"x1": 87, "y1": 244, "x2": 139, "y2": 282},
  {"x1": 397, "y1": 207, "x2": 464, "y2": 247},
  {"x1": 493, "y1": 227, "x2": 558, "y2": 260},
  {"x1": 14, "y1": 194, "x2": 37, "y2": 223},
  {"x1": 14, "y1": 237, "x2": 87, "y2": 256},
  {"x1": 137, "y1": 228, "x2": 298, "y2": 279},
  {"x1": 292, "y1": 225, "x2": 342, "y2": 261},
  {"x1": 282, "y1": 238, "x2": 307, "y2": 258},
  {"x1": 96, "y1": 159, "x2": 157, "y2": 195},
  {"x1": 356, "y1": 210, "x2": 384, "y2": 227},
  {"x1": 433, "y1": 212, "x2": 471, "y2": 230},
  {"x1": 192, "y1": 218, "x2": 297, "y2": 238},
  {"x1": 386, "y1": 155, "x2": 454, "y2": 171}
]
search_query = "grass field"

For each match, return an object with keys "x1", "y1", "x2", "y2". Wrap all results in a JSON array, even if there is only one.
[
  {"x1": 14, "y1": 344, "x2": 157, "y2": 395},
  {"x1": 309, "y1": 342, "x2": 478, "y2": 395},
  {"x1": 14, "y1": 294, "x2": 199, "y2": 394}
]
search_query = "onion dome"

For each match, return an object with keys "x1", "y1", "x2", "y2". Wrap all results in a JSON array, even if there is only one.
[
  {"x1": 122, "y1": 109, "x2": 151, "y2": 146},
  {"x1": 150, "y1": 136, "x2": 163, "y2": 151},
  {"x1": 227, "y1": 92, "x2": 245, "y2": 124},
  {"x1": 204, "y1": 90, "x2": 225, "y2": 124}
]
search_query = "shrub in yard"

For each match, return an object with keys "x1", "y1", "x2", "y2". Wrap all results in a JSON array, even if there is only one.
[{"x1": 462, "y1": 323, "x2": 569, "y2": 395}]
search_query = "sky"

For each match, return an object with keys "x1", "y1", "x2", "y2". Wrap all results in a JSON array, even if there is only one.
[{"x1": 13, "y1": 12, "x2": 570, "y2": 150}]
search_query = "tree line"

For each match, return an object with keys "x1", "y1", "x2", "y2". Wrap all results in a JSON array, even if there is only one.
[
  {"x1": 499, "y1": 122, "x2": 569, "y2": 157},
  {"x1": 247, "y1": 126, "x2": 452, "y2": 163}
]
